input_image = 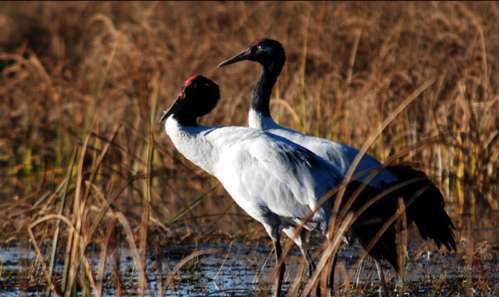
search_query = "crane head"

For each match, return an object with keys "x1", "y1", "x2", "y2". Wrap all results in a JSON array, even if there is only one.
[{"x1": 218, "y1": 38, "x2": 285, "y2": 70}]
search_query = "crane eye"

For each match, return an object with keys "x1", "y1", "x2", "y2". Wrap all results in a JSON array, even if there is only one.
[{"x1": 257, "y1": 45, "x2": 263, "y2": 51}]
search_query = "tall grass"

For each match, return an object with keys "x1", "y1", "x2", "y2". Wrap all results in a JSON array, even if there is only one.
[{"x1": 0, "y1": 2, "x2": 497, "y2": 296}]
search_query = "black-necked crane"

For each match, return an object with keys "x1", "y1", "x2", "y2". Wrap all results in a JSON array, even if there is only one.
[{"x1": 218, "y1": 38, "x2": 457, "y2": 294}]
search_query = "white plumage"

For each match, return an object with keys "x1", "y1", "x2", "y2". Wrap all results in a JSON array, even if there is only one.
[
  {"x1": 165, "y1": 116, "x2": 340, "y2": 236},
  {"x1": 248, "y1": 109, "x2": 397, "y2": 186},
  {"x1": 161, "y1": 75, "x2": 344, "y2": 297}
]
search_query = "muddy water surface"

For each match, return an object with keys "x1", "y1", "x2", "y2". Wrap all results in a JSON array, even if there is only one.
[{"x1": 0, "y1": 237, "x2": 497, "y2": 297}]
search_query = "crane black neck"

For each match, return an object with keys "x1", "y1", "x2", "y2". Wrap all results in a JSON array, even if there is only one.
[
  {"x1": 251, "y1": 61, "x2": 283, "y2": 117},
  {"x1": 173, "y1": 114, "x2": 198, "y2": 126}
]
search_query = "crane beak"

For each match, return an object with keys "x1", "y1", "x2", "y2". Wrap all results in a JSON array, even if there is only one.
[
  {"x1": 217, "y1": 48, "x2": 251, "y2": 68},
  {"x1": 159, "y1": 96, "x2": 181, "y2": 124}
]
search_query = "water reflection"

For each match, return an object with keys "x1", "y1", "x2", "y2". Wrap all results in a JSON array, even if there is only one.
[{"x1": 0, "y1": 232, "x2": 497, "y2": 297}]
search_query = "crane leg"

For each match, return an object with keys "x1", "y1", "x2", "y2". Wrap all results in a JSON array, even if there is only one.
[
  {"x1": 355, "y1": 257, "x2": 365, "y2": 287},
  {"x1": 374, "y1": 259, "x2": 389, "y2": 297},
  {"x1": 298, "y1": 242, "x2": 321, "y2": 297},
  {"x1": 301, "y1": 246, "x2": 316, "y2": 277},
  {"x1": 272, "y1": 238, "x2": 285, "y2": 297},
  {"x1": 328, "y1": 255, "x2": 338, "y2": 296},
  {"x1": 283, "y1": 228, "x2": 315, "y2": 276},
  {"x1": 396, "y1": 274, "x2": 405, "y2": 296},
  {"x1": 282, "y1": 227, "x2": 320, "y2": 297}
]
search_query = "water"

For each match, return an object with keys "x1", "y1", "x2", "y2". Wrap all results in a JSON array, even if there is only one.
[{"x1": 0, "y1": 238, "x2": 497, "y2": 297}]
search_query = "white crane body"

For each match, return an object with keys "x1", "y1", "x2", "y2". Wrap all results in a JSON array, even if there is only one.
[{"x1": 165, "y1": 116, "x2": 341, "y2": 237}]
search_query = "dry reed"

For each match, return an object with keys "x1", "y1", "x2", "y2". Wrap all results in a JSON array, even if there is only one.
[{"x1": 0, "y1": 2, "x2": 497, "y2": 296}]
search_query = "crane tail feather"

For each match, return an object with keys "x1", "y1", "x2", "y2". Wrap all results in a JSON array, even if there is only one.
[
  {"x1": 339, "y1": 165, "x2": 456, "y2": 273},
  {"x1": 386, "y1": 165, "x2": 457, "y2": 252}
]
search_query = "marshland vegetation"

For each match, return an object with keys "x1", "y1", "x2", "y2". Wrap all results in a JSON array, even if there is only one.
[{"x1": 0, "y1": 2, "x2": 497, "y2": 296}]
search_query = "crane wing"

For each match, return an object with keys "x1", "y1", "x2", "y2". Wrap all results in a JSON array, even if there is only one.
[{"x1": 239, "y1": 133, "x2": 342, "y2": 223}]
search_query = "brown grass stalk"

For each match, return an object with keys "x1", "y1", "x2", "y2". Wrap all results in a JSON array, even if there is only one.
[{"x1": 0, "y1": 3, "x2": 496, "y2": 295}]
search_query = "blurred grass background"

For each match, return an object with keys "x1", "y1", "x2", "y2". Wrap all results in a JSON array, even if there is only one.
[
  {"x1": 0, "y1": 2, "x2": 497, "y2": 290},
  {"x1": 0, "y1": 2, "x2": 497, "y2": 295}
]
